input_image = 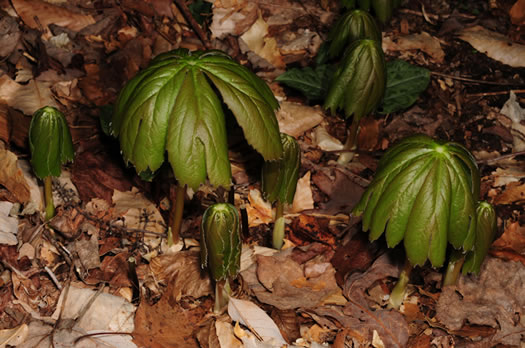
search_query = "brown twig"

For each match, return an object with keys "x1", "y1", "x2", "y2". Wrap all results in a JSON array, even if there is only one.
[
  {"x1": 172, "y1": 0, "x2": 211, "y2": 49},
  {"x1": 477, "y1": 151, "x2": 525, "y2": 165},
  {"x1": 467, "y1": 89, "x2": 525, "y2": 98},
  {"x1": 431, "y1": 72, "x2": 525, "y2": 86}
]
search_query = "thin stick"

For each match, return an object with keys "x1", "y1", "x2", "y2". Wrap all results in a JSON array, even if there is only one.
[
  {"x1": 431, "y1": 72, "x2": 525, "y2": 86},
  {"x1": 173, "y1": 0, "x2": 211, "y2": 49},
  {"x1": 477, "y1": 150, "x2": 525, "y2": 164},
  {"x1": 467, "y1": 89, "x2": 525, "y2": 98}
]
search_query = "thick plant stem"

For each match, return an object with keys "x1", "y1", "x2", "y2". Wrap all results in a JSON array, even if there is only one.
[
  {"x1": 214, "y1": 279, "x2": 231, "y2": 313},
  {"x1": 388, "y1": 258, "x2": 413, "y2": 309},
  {"x1": 272, "y1": 201, "x2": 285, "y2": 249},
  {"x1": 168, "y1": 184, "x2": 185, "y2": 246},
  {"x1": 443, "y1": 250, "x2": 466, "y2": 287},
  {"x1": 44, "y1": 176, "x2": 55, "y2": 221},
  {"x1": 337, "y1": 118, "x2": 360, "y2": 165}
]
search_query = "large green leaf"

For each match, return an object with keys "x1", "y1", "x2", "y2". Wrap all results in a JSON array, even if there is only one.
[
  {"x1": 324, "y1": 39, "x2": 386, "y2": 120},
  {"x1": 112, "y1": 49, "x2": 283, "y2": 190},
  {"x1": 275, "y1": 65, "x2": 335, "y2": 101},
  {"x1": 353, "y1": 135, "x2": 480, "y2": 267},
  {"x1": 380, "y1": 60, "x2": 430, "y2": 114},
  {"x1": 29, "y1": 106, "x2": 74, "y2": 179}
]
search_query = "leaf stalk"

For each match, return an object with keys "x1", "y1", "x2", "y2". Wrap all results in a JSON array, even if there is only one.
[
  {"x1": 44, "y1": 176, "x2": 55, "y2": 221},
  {"x1": 388, "y1": 258, "x2": 412, "y2": 309},
  {"x1": 168, "y1": 184, "x2": 186, "y2": 246},
  {"x1": 272, "y1": 201, "x2": 285, "y2": 249}
]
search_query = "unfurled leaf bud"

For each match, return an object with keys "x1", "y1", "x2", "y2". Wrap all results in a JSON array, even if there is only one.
[
  {"x1": 262, "y1": 133, "x2": 301, "y2": 205},
  {"x1": 29, "y1": 106, "x2": 74, "y2": 179},
  {"x1": 462, "y1": 201, "x2": 497, "y2": 275},
  {"x1": 200, "y1": 203, "x2": 241, "y2": 281}
]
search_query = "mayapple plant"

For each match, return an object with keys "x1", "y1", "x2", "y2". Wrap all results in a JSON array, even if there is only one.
[
  {"x1": 29, "y1": 106, "x2": 75, "y2": 221},
  {"x1": 352, "y1": 135, "x2": 482, "y2": 308},
  {"x1": 342, "y1": 0, "x2": 402, "y2": 24},
  {"x1": 200, "y1": 203, "x2": 241, "y2": 313},
  {"x1": 261, "y1": 133, "x2": 301, "y2": 249},
  {"x1": 111, "y1": 48, "x2": 283, "y2": 245},
  {"x1": 443, "y1": 201, "x2": 497, "y2": 286},
  {"x1": 324, "y1": 38, "x2": 386, "y2": 164}
]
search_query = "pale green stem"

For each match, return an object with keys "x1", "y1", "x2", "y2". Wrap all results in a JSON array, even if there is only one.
[
  {"x1": 272, "y1": 201, "x2": 285, "y2": 250},
  {"x1": 337, "y1": 118, "x2": 360, "y2": 165},
  {"x1": 443, "y1": 250, "x2": 466, "y2": 287},
  {"x1": 168, "y1": 184, "x2": 185, "y2": 246},
  {"x1": 44, "y1": 176, "x2": 55, "y2": 221},
  {"x1": 214, "y1": 279, "x2": 231, "y2": 313},
  {"x1": 388, "y1": 258, "x2": 412, "y2": 309}
]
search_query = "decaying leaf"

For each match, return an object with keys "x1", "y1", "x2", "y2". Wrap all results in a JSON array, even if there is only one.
[
  {"x1": 510, "y1": 0, "x2": 525, "y2": 25},
  {"x1": 12, "y1": 0, "x2": 95, "y2": 33},
  {"x1": 276, "y1": 102, "x2": 325, "y2": 138},
  {"x1": 290, "y1": 171, "x2": 314, "y2": 213},
  {"x1": 241, "y1": 246, "x2": 342, "y2": 310},
  {"x1": 382, "y1": 32, "x2": 445, "y2": 63},
  {"x1": 0, "y1": 76, "x2": 59, "y2": 115},
  {"x1": 500, "y1": 91, "x2": 525, "y2": 151},
  {"x1": 492, "y1": 221, "x2": 525, "y2": 255},
  {"x1": 493, "y1": 181, "x2": 525, "y2": 205},
  {"x1": 0, "y1": 324, "x2": 28, "y2": 347},
  {"x1": 228, "y1": 297, "x2": 287, "y2": 346},
  {"x1": 312, "y1": 125, "x2": 344, "y2": 151},
  {"x1": 245, "y1": 189, "x2": 273, "y2": 227},
  {"x1": 0, "y1": 145, "x2": 31, "y2": 204},
  {"x1": 239, "y1": 15, "x2": 285, "y2": 69},
  {"x1": 436, "y1": 257, "x2": 525, "y2": 346},
  {"x1": 459, "y1": 26, "x2": 525, "y2": 68}
]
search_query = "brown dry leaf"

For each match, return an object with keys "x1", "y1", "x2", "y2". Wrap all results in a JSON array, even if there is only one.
[
  {"x1": 133, "y1": 288, "x2": 210, "y2": 347},
  {"x1": 0, "y1": 16, "x2": 21, "y2": 58},
  {"x1": 277, "y1": 102, "x2": 325, "y2": 138},
  {"x1": 459, "y1": 26, "x2": 525, "y2": 68},
  {"x1": 0, "y1": 144, "x2": 31, "y2": 204},
  {"x1": 290, "y1": 171, "x2": 314, "y2": 213},
  {"x1": 241, "y1": 246, "x2": 342, "y2": 310},
  {"x1": 12, "y1": 0, "x2": 95, "y2": 33},
  {"x1": 510, "y1": 0, "x2": 525, "y2": 25},
  {"x1": 313, "y1": 168, "x2": 366, "y2": 215},
  {"x1": 209, "y1": 1, "x2": 258, "y2": 39},
  {"x1": 493, "y1": 181, "x2": 525, "y2": 205},
  {"x1": 500, "y1": 91, "x2": 525, "y2": 151},
  {"x1": 0, "y1": 103, "x2": 8, "y2": 143},
  {"x1": 239, "y1": 15, "x2": 285, "y2": 69},
  {"x1": 492, "y1": 221, "x2": 525, "y2": 254},
  {"x1": 382, "y1": 32, "x2": 445, "y2": 63},
  {"x1": 0, "y1": 76, "x2": 58, "y2": 115},
  {"x1": 245, "y1": 189, "x2": 273, "y2": 227},
  {"x1": 357, "y1": 117, "x2": 381, "y2": 151},
  {"x1": 436, "y1": 257, "x2": 525, "y2": 346},
  {"x1": 145, "y1": 250, "x2": 212, "y2": 301}
]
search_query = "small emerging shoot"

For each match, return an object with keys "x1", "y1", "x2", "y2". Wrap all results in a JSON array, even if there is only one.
[{"x1": 29, "y1": 106, "x2": 74, "y2": 221}]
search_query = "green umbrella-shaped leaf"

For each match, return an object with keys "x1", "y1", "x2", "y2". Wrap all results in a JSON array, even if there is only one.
[
  {"x1": 29, "y1": 106, "x2": 74, "y2": 179},
  {"x1": 112, "y1": 49, "x2": 283, "y2": 190},
  {"x1": 262, "y1": 133, "x2": 301, "y2": 204},
  {"x1": 324, "y1": 39, "x2": 386, "y2": 120},
  {"x1": 353, "y1": 135, "x2": 480, "y2": 267},
  {"x1": 201, "y1": 203, "x2": 241, "y2": 281}
]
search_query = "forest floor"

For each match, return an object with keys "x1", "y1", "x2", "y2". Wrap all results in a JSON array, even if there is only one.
[{"x1": 0, "y1": 0, "x2": 524, "y2": 347}]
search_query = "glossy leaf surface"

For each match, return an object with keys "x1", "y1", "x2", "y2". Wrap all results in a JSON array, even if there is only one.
[
  {"x1": 353, "y1": 135, "x2": 480, "y2": 267},
  {"x1": 200, "y1": 203, "x2": 241, "y2": 281},
  {"x1": 262, "y1": 133, "x2": 301, "y2": 205},
  {"x1": 327, "y1": 10, "x2": 381, "y2": 59},
  {"x1": 462, "y1": 201, "x2": 497, "y2": 274},
  {"x1": 112, "y1": 49, "x2": 282, "y2": 190},
  {"x1": 29, "y1": 106, "x2": 74, "y2": 179},
  {"x1": 324, "y1": 39, "x2": 386, "y2": 121}
]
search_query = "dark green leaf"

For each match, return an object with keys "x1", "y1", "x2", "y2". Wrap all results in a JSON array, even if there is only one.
[
  {"x1": 327, "y1": 10, "x2": 381, "y2": 59},
  {"x1": 462, "y1": 201, "x2": 497, "y2": 275},
  {"x1": 324, "y1": 39, "x2": 386, "y2": 120},
  {"x1": 371, "y1": 0, "x2": 394, "y2": 25},
  {"x1": 275, "y1": 65, "x2": 335, "y2": 101},
  {"x1": 29, "y1": 106, "x2": 74, "y2": 179},
  {"x1": 262, "y1": 133, "x2": 301, "y2": 204},
  {"x1": 188, "y1": 0, "x2": 212, "y2": 25},
  {"x1": 201, "y1": 203, "x2": 241, "y2": 281},
  {"x1": 380, "y1": 59, "x2": 430, "y2": 114}
]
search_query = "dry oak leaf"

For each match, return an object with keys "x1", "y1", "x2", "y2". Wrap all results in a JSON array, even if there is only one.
[
  {"x1": 12, "y1": 0, "x2": 95, "y2": 33},
  {"x1": 0, "y1": 145, "x2": 31, "y2": 204},
  {"x1": 0, "y1": 75, "x2": 58, "y2": 115},
  {"x1": 510, "y1": 0, "x2": 525, "y2": 25},
  {"x1": 382, "y1": 32, "x2": 445, "y2": 63},
  {"x1": 276, "y1": 102, "x2": 324, "y2": 138},
  {"x1": 492, "y1": 221, "x2": 525, "y2": 254},
  {"x1": 493, "y1": 181, "x2": 525, "y2": 205},
  {"x1": 436, "y1": 257, "x2": 525, "y2": 346},
  {"x1": 459, "y1": 25, "x2": 525, "y2": 68}
]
